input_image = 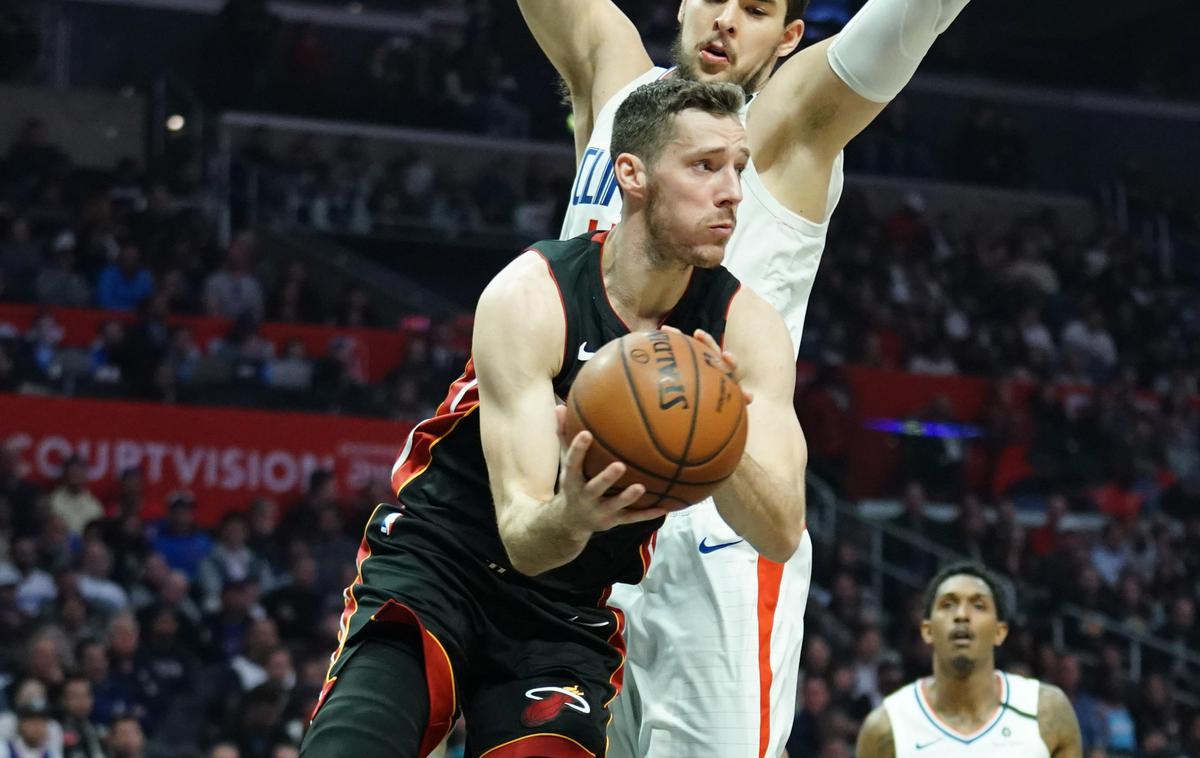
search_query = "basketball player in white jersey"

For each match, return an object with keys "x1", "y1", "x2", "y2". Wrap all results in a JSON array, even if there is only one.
[
  {"x1": 518, "y1": 0, "x2": 972, "y2": 755},
  {"x1": 856, "y1": 563, "x2": 1082, "y2": 758}
]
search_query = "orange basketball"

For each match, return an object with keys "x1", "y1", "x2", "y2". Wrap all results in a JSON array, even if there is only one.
[{"x1": 563, "y1": 330, "x2": 748, "y2": 510}]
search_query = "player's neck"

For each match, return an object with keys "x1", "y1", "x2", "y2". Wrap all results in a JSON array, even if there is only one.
[
  {"x1": 602, "y1": 224, "x2": 692, "y2": 329},
  {"x1": 926, "y1": 666, "x2": 1001, "y2": 725}
]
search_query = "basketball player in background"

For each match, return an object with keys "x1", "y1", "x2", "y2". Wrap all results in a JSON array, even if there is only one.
[
  {"x1": 302, "y1": 79, "x2": 807, "y2": 757},
  {"x1": 856, "y1": 563, "x2": 1082, "y2": 757},
  {"x1": 518, "y1": 0, "x2": 972, "y2": 753}
]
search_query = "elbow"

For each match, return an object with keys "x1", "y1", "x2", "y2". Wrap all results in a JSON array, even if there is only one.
[
  {"x1": 496, "y1": 521, "x2": 545, "y2": 577},
  {"x1": 761, "y1": 532, "x2": 802, "y2": 563},
  {"x1": 505, "y1": 549, "x2": 546, "y2": 578},
  {"x1": 763, "y1": 515, "x2": 807, "y2": 563}
]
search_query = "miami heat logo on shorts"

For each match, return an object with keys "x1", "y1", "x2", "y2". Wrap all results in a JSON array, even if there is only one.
[{"x1": 521, "y1": 685, "x2": 591, "y2": 727}]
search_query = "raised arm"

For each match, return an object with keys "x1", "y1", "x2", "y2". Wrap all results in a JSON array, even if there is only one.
[
  {"x1": 856, "y1": 706, "x2": 896, "y2": 758},
  {"x1": 709, "y1": 287, "x2": 808, "y2": 562},
  {"x1": 1038, "y1": 684, "x2": 1083, "y2": 758},
  {"x1": 515, "y1": 0, "x2": 652, "y2": 159},
  {"x1": 475, "y1": 252, "x2": 663, "y2": 576},
  {"x1": 749, "y1": 0, "x2": 971, "y2": 217}
]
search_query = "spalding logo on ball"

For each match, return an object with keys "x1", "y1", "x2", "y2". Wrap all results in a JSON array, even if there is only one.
[{"x1": 564, "y1": 330, "x2": 748, "y2": 510}]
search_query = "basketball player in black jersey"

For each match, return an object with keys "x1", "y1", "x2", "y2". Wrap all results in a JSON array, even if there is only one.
[{"x1": 300, "y1": 78, "x2": 808, "y2": 758}]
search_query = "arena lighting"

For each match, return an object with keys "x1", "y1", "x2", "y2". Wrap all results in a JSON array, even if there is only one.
[
  {"x1": 165, "y1": 114, "x2": 186, "y2": 132},
  {"x1": 347, "y1": 2, "x2": 364, "y2": 12},
  {"x1": 863, "y1": 418, "x2": 984, "y2": 439}
]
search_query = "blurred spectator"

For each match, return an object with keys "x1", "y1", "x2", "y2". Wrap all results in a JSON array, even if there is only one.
[
  {"x1": 1091, "y1": 521, "x2": 1132, "y2": 587},
  {"x1": 36, "y1": 242, "x2": 91, "y2": 308},
  {"x1": 262, "y1": 553, "x2": 321, "y2": 645},
  {"x1": 196, "y1": 512, "x2": 272, "y2": 613},
  {"x1": 149, "y1": 494, "x2": 213, "y2": 579},
  {"x1": 95, "y1": 245, "x2": 154, "y2": 311},
  {"x1": 105, "y1": 715, "x2": 145, "y2": 758},
  {"x1": 204, "y1": 233, "x2": 265, "y2": 321},
  {"x1": 49, "y1": 455, "x2": 103, "y2": 537},
  {"x1": 2, "y1": 693, "x2": 60, "y2": 758},
  {"x1": 0, "y1": 217, "x2": 42, "y2": 298},
  {"x1": 266, "y1": 261, "x2": 323, "y2": 324},
  {"x1": 77, "y1": 541, "x2": 130, "y2": 613},
  {"x1": 787, "y1": 676, "x2": 832, "y2": 758},
  {"x1": 58, "y1": 677, "x2": 105, "y2": 758},
  {"x1": 1, "y1": 441, "x2": 40, "y2": 538}
]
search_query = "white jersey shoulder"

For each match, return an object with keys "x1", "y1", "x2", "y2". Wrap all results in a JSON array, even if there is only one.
[
  {"x1": 560, "y1": 66, "x2": 844, "y2": 352},
  {"x1": 882, "y1": 672, "x2": 1048, "y2": 758}
]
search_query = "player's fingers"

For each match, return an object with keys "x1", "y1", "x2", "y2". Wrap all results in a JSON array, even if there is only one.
[
  {"x1": 561, "y1": 430, "x2": 592, "y2": 476},
  {"x1": 660, "y1": 325, "x2": 682, "y2": 335},
  {"x1": 692, "y1": 328, "x2": 719, "y2": 352},
  {"x1": 583, "y1": 461, "x2": 628, "y2": 499},
  {"x1": 743, "y1": 389, "x2": 754, "y2": 406},
  {"x1": 600, "y1": 483, "x2": 647, "y2": 513}
]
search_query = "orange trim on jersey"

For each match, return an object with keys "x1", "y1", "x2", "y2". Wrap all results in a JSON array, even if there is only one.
[
  {"x1": 916, "y1": 672, "x2": 1008, "y2": 739},
  {"x1": 371, "y1": 600, "x2": 459, "y2": 756},
  {"x1": 310, "y1": 675, "x2": 337, "y2": 721},
  {"x1": 480, "y1": 733, "x2": 595, "y2": 757},
  {"x1": 391, "y1": 373, "x2": 480, "y2": 497},
  {"x1": 599, "y1": 584, "x2": 628, "y2": 709},
  {"x1": 756, "y1": 557, "x2": 785, "y2": 758},
  {"x1": 321, "y1": 503, "x2": 385, "y2": 687}
]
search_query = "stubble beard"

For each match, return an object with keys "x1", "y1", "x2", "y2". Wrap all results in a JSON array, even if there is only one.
[
  {"x1": 948, "y1": 655, "x2": 976, "y2": 677},
  {"x1": 670, "y1": 30, "x2": 775, "y2": 99}
]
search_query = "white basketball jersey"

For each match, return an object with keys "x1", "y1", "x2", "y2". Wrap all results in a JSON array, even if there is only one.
[
  {"x1": 882, "y1": 672, "x2": 1049, "y2": 758},
  {"x1": 560, "y1": 66, "x2": 844, "y2": 354}
]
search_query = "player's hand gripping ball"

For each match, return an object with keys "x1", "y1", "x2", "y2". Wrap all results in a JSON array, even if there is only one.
[{"x1": 563, "y1": 330, "x2": 748, "y2": 510}]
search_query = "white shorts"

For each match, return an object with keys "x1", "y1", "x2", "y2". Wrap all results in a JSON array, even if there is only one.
[{"x1": 606, "y1": 500, "x2": 812, "y2": 758}]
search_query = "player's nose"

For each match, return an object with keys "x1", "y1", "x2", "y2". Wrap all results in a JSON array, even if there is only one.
[
  {"x1": 714, "y1": 1, "x2": 738, "y2": 33},
  {"x1": 715, "y1": 167, "x2": 743, "y2": 207}
]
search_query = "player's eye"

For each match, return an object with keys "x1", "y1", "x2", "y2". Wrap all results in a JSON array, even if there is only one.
[
  {"x1": 748, "y1": 6, "x2": 767, "y2": 16},
  {"x1": 696, "y1": 160, "x2": 713, "y2": 171}
]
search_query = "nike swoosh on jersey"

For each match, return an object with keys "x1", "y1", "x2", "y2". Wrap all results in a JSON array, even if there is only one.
[
  {"x1": 577, "y1": 343, "x2": 597, "y2": 361},
  {"x1": 698, "y1": 537, "x2": 745, "y2": 554},
  {"x1": 567, "y1": 615, "x2": 609, "y2": 628},
  {"x1": 915, "y1": 738, "x2": 945, "y2": 750}
]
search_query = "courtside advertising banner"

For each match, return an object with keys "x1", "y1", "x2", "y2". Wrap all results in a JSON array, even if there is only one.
[{"x1": 0, "y1": 394, "x2": 410, "y2": 522}]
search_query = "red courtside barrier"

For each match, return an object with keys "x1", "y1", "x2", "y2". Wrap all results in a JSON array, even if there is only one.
[
  {"x1": 0, "y1": 304, "x2": 412, "y2": 383},
  {"x1": 0, "y1": 394, "x2": 412, "y2": 525}
]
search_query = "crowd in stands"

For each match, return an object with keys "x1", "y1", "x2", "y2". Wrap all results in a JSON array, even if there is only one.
[
  {"x1": 0, "y1": 446, "x2": 397, "y2": 758},
  {"x1": 793, "y1": 479, "x2": 1200, "y2": 758},
  {"x1": 0, "y1": 117, "x2": 468, "y2": 420},
  {"x1": 2, "y1": 452, "x2": 1200, "y2": 757}
]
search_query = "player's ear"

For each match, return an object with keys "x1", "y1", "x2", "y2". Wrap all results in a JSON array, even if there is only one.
[
  {"x1": 677, "y1": 0, "x2": 687, "y2": 24},
  {"x1": 993, "y1": 620, "x2": 1009, "y2": 647},
  {"x1": 777, "y1": 19, "x2": 804, "y2": 58},
  {"x1": 614, "y1": 153, "x2": 648, "y2": 201},
  {"x1": 919, "y1": 618, "x2": 933, "y2": 645}
]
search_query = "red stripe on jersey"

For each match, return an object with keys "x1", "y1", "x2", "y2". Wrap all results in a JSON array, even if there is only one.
[
  {"x1": 371, "y1": 600, "x2": 459, "y2": 754},
  {"x1": 390, "y1": 363, "x2": 480, "y2": 497},
  {"x1": 480, "y1": 734, "x2": 595, "y2": 757}
]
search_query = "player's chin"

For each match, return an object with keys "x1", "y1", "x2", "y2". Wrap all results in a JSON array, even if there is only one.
[{"x1": 687, "y1": 243, "x2": 727, "y2": 269}]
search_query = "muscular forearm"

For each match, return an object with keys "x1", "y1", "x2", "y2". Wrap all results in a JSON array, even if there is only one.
[
  {"x1": 497, "y1": 494, "x2": 591, "y2": 576},
  {"x1": 713, "y1": 454, "x2": 805, "y2": 562},
  {"x1": 828, "y1": 0, "x2": 972, "y2": 103}
]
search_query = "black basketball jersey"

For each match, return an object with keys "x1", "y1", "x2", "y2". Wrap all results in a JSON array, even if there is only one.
[{"x1": 388, "y1": 230, "x2": 741, "y2": 600}]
